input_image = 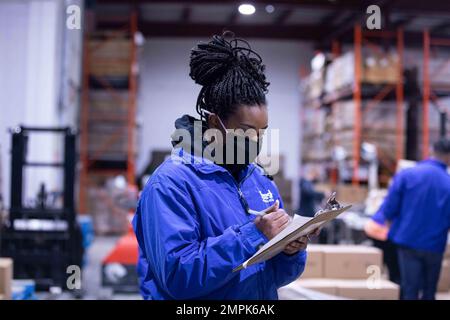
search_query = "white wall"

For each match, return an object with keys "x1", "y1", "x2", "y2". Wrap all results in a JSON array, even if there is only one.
[
  {"x1": 0, "y1": 1, "x2": 30, "y2": 209},
  {"x1": 137, "y1": 38, "x2": 314, "y2": 207},
  {"x1": 0, "y1": 0, "x2": 80, "y2": 208}
]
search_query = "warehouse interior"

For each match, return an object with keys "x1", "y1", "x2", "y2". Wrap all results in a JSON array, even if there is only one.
[{"x1": 0, "y1": 0, "x2": 449, "y2": 300}]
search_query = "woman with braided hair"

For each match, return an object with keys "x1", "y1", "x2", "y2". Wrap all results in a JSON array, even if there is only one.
[{"x1": 133, "y1": 32, "x2": 314, "y2": 300}]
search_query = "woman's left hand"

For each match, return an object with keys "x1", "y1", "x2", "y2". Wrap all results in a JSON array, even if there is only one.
[{"x1": 282, "y1": 228, "x2": 321, "y2": 255}]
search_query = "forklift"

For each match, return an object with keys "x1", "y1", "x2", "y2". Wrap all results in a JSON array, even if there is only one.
[{"x1": 0, "y1": 126, "x2": 83, "y2": 292}]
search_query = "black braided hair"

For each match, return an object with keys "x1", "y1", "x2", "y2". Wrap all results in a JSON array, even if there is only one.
[{"x1": 189, "y1": 31, "x2": 270, "y2": 121}]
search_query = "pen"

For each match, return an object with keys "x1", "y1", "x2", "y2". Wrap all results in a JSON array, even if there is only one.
[{"x1": 247, "y1": 200, "x2": 279, "y2": 216}]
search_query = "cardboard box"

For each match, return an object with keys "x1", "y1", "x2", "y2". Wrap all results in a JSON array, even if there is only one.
[
  {"x1": 0, "y1": 258, "x2": 13, "y2": 300},
  {"x1": 296, "y1": 279, "x2": 339, "y2": 296},
  {"x1": 322, "y1": 245, "x2": 383, "y2": 279},
  {"x1": 335, "y1": 185, "x2": 369, "y2": 205},
  {"x1": 296, "y1": 278, "x2": 399, "y2": 300},
  {"x1": 438, "y1": 259, "x2": 450, "y2": 292},
  {"x1": 302, "y1": 245, "x2": 325, "y2": 278},
  {"x1": 337, "y1": 279, "x2": 399, "y2": 300},
  {"x1": 445, "y1": 243, "x2": 450, "y2": 259}
]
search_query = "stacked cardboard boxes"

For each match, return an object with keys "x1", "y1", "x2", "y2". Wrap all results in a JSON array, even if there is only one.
[
  {"x1": 302, "y1": 107, "x2": 334, "y2": 167},
  {"x1": 325, "y1": 51, "x2": 400, "y2": 94},
  {"x1": 331, "y1": 100, "x2": 404, "y2": 171},
  {"x1": 324, "y1": 52, "x2": 355, "y2": 94},
  {"x1": 87, "y1": 180, "x2": 137, "y2": 235},
  {"x1": 89, "y1": 39, "x2": 131, "y2": 77},
  {"x1": 297, "y1": 245, "x2": 400, "y2": 300},
  {"x1": 304, "y1": 69, "x2": 326, "y2": 101},
  {"x1": 87, "y1": 90, "x2": 133, "y2": 162},
  {"x1": 362, "y1": 53, "x2": 400, "y2": 84},
  {"x1": 0, "y1": 258, "x2": 13, "y2": 300},
  {"x1": 418, "y1": 56, "x2": 450, "y2": 88},
  {"x1": 87, "y1": 35, "x2": 135, "y2": 163}
]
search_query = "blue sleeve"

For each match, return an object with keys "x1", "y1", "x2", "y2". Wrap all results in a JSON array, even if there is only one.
[
  {"x1": 139, "y1": 181, "x2": 267, "y2": 299},
  {"x1": 380, "y1": 173, "x2": 404, "y2": 221},
  {"x1": 266, "y1": 182, "x2": 307, "y2": 288},
  {"x1": 267, "y1": 250, "x2": 307, "y2": 288},
  {"x1": 371, "y1": 209, "x2": 386, "y2": 226}
]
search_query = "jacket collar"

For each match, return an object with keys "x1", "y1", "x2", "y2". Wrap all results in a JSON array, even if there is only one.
[
  {"x1": 420, "y1": 158, "x2": 448, "y2": 170},
  {"x1": 173, "y1": 147, "x2": 255, "y2": 177}
]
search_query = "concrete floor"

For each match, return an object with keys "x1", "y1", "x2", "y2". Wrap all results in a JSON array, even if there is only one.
[
  {"x1": 35, "y1": 236, "x2": 450, "y2": 300},
  {"x1": 82, "y1": 236, "x2": 141, "y2": 300},
  {"x1": 36, "y1": 236, "x2": 141, "y2": 300},
  {"x1": 84, "y1": 237, "x2": 450, "y2": 300}
]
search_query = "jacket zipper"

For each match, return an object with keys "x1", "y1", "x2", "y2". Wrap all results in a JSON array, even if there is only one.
[
  {"x1": 232, "y1": 165, "x2": 265, "y2": 299},
  {"x1": 234, "y1": 166, "x2": 257, "y2": 214}
]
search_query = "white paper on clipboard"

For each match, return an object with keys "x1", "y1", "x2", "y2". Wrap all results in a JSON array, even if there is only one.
[{"x1": 233, "y1": 204, "x2": 352, "y2": 272}]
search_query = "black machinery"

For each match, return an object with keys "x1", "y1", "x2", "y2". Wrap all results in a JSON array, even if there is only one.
[{"x1": 0, "y1": 126, "x2": 83, "y2": 291}]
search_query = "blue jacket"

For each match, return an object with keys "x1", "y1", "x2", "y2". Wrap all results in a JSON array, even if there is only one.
[
  {"x1": 371, "y1": 209, "x2": 386, "y2": 226},
  {"x1": 132, "y1": 150, "x2": 306, "y2": 300},
  {"x1": 380, "y1": 158, "x2": 450, "y2": 253}
]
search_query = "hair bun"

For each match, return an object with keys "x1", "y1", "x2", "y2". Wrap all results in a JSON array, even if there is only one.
[{"x1": 189, "y1": 35, "x2": 235, "y2": 86}]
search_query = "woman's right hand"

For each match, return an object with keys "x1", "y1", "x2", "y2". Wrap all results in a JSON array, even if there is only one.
[{"x1": 254, "y1": 201, "x2": 291, "y2": 240}]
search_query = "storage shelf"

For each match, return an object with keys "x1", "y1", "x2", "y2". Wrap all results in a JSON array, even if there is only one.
[
  {"x1": 79, "y1": 13, "x2": 139, "y2": 214},
  {"x1": 301, "y1": 26, "x2": 405, "y2": 187}
]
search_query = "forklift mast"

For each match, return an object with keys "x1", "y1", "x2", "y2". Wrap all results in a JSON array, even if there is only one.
[{"x1": 1, "y1": 126, "x2": 83, "y2": 291}]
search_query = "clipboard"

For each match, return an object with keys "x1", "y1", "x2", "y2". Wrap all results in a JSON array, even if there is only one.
[{"x1": 233, "y1": 195, "x2": 352, "y2": 272}]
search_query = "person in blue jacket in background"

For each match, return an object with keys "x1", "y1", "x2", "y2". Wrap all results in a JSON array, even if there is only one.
[
  {"x1": 378, "y1": 138, "x2": 450, "y2": 300},
  {"x1": 132, "y1": 32, "x2": 316, "y2": 300}
]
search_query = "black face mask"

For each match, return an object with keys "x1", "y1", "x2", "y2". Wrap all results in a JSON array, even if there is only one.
[
  {"x1": 222, "y1": 132, "x2": 262, "y2": 167},
  {"x1": 201, "y1": 109, "x2": 264, "y2": 168}
]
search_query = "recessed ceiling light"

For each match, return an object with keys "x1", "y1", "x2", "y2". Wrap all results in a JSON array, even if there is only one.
[
  {"x1": 265, "y1": 5, "x2": 275, "y2": 14},
  {"x1": 238, "y1": 4, "x2": 256, "y2": 15}
]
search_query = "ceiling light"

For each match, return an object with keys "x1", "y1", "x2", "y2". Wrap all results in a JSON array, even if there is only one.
[
  {"x1": 265, "y1": 5, "x2": 275, "y2": 14},
  {"x1": 238, "y1": 4, "x2": 256, "y2": 15}
]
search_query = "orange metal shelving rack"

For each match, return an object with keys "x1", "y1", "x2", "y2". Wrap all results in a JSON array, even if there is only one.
[
  {"x1": 301, "y1": 25, "x2": 405, "y2": 187},
  {"x1": 79, "y1": 12, "x2": 138, "y2": 214},
  {"x1": 351, "y1": 25, "x2": 404, "y2": 185}
]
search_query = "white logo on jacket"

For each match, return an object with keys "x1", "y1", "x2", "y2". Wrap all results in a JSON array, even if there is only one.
[{"x1": 259, "y1": 189, "x2": 274, "y2": 203}]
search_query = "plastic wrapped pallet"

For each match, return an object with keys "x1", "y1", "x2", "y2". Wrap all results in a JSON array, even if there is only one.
[
  {"x1": 88, "y1": 187, "x2": 128, "y2": 235},
  {"x1": 332, "y1": 100, "x2": 400, "y2": 132},
  {"x1": 303, "y1": 107, "x2": 327, "y2": 137},
  {"x1": 304, "y1": 70, "x2": 325, "y2": 100},
  {"x1": 331, "y1": 101, "x2": 403, "y2": 165},
  {"x1": 418, "y1": 56, "x2": 450, "y2": 87},
  {"x1": 325, "y1": 52, "x2": 355, "y2": 94}
]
